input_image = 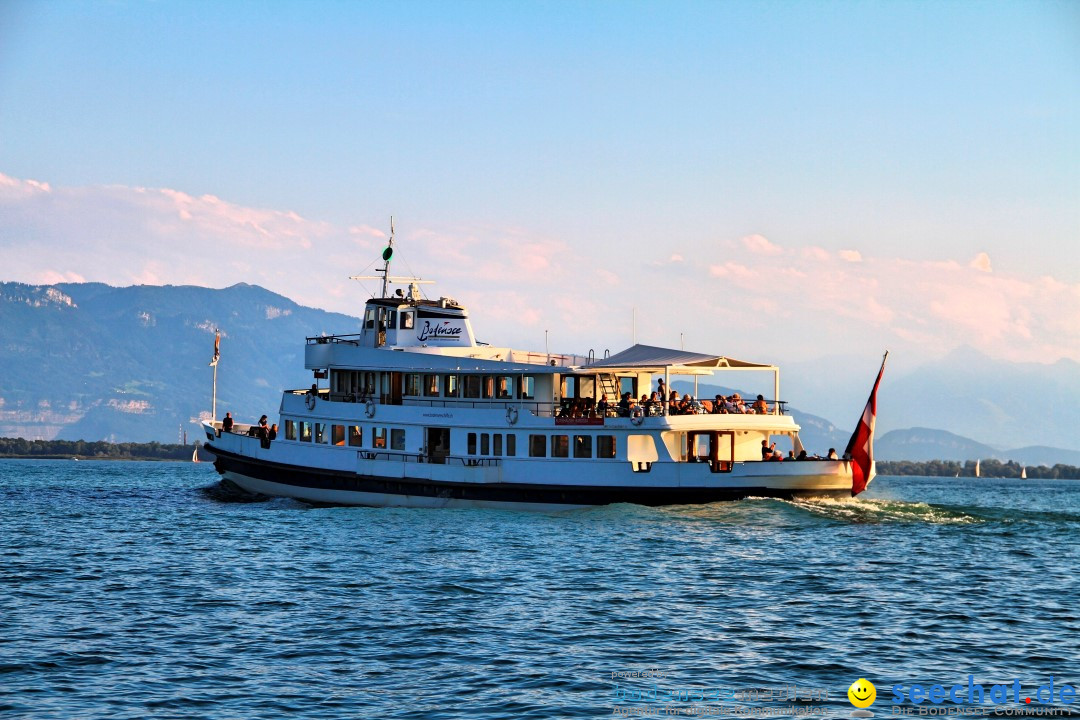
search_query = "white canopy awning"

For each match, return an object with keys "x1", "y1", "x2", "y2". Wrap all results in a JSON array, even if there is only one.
[{"x1": 584, "y1": 344, "x2": 776, "y2": 372}]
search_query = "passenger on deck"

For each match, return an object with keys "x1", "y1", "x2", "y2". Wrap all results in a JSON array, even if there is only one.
[
  {"x1": 268, "y1": 424, "x2": 278, "y2": 441},
  {"x1": 618, "y1": 392, "x2": 631, "y2": 417},
  {"x1": 657, "y1": 378, "x2": 666, "y2": 398},
  {"x1": 597, "y1": 394, "x2": 610, "y2": 417},
  {"x1": 786, "y1": 450, "x2": 796, "y2": 461},
  {"x1": 712, "y1": 395, "x2": 726, "y2": 414},
  {"x1": 221, "y1": 412, "x2": 234, "y2": 434},
  {"x1": 668, "y1": 391, "x2": 680, "y2": 415},
  {"x1": 678, "y1": 395, "x2": 693, "y2": 415},
  {"x1": 827, "y1": 448, "x2": 839, "y2": 460},
  {"x1": 796, "y1": 450, "x2": 809, "y2": 461},
  {"x1": 753, "y1": 394, "x2": 768, "y2": 414},
  {"x1": 647, "y1": 392, "x2": 661, "y2": 414},
  {"x1": 761, "y1": 440, "x2": 773, "y2": 460},
  {"x1": 732, "y1": 393, "x2": 747, "y2": 413}
]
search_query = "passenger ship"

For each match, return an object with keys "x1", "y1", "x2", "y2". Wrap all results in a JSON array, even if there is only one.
[{"x1": 202, "y1": 249, "x2": 880, "y2": 510}]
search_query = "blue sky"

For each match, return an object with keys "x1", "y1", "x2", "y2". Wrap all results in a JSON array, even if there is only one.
[{"x1": 1, "y1": 1, "x2": 1077, "y2": 373}]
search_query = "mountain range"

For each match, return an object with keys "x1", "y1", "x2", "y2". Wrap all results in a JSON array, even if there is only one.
[
  {"x1": 1, "y1": 280, "x2": 1076, "y2": 465},
  {"x1": 0, "y1": 281, "x2": 355, "y2": 443}
]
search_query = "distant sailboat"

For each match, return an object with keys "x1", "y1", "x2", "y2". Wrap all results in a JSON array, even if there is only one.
[
  {"x1": 192, "y1": 442, "x2": 200, "y2": 463},
  {"x1": 1021, "y1": 466, "x2": 1027, "y2": 479},
  {"x1": 975, "y1": 459, "x2": 981, "y2": 478}
]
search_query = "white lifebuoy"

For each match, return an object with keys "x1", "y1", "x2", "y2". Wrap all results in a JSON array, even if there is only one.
[
  {"x1": 305, "y1": 393, "x2": 316, "y2": 411},
  {"x1": 505, "y1": 406, "x2": 519, "y2": 425},
  {"x1": 365, "y1": 399, "x2": 377, "y2": 418},
  {"x1": 630, "y1": 407, "x2": 645, "y2": 425}
]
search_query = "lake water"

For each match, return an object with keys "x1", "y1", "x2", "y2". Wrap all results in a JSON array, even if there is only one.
[{"x1": 2, "y1": 460, "x2": 1078, "y2": 719}]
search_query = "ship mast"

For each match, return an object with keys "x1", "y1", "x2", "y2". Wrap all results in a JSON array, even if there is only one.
[
  {"x1": 380, "y1": 217, "x2": 394, "y2": 299},
  {"x1": 349, "y1": 217, "x2": 433, "y2": 301}
]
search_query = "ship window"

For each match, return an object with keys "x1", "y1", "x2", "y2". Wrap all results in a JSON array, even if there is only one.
[
  {"x1": 348, "y1": 426, "x2": 362, "y2": 447},
  {"x1": 404, "y1": 373, "x2": 421, "y2": 396},
  {"x1": 562, "y1": 376, "x2": 577, "y2": 399},
  {"x1": 598, "y1": 435, "x2": 616, "y2": 459},
  {"x1": 467, "y1": 433, "x2": 477, "y2": 455},
  {"x1": 400, "y1": 311, "x2": 414, "y2": 330},
  {"x1": 493, "y1": 434, "x2": 502, "y2": 456},
  {"x1": 552, "y1": 435, "x2": 569, "y2": 458},
  {"x1": 391, "y1": 428, "x2": 406, "y2": 451},
  {"x1": 363, "y1": 372, "x2": 377, "y2": 395},
  {"x1": 496, "y1": 376, "x2": 512, "y2": 399},
  {"x1": 424, "y1": 374, "x2": 439, "y2": 397},
  {"x1": 520, "y1": 376, "x2": 535, "y2": 399},
  {"x1": 299, "y1": 421, "x2": 311, "y2": 442},
  {"x1": 285, "y1": 419, "x2": 297, "y2": 441},
  {"x1": 529, "y1": 434, "x2": 546, "y2": 457},
  {"x1": 506, "y1": 434, "x2": 516, "y2": 456},
  {"x1": 332, "y1": 425, "x2": 345, "y2": 446},
  {"x1": 385, "y1": 310, "x2": 397, "y2": 329},
  {"x1": 482, "y1": 376, "x2": 494, "y2": 399},
  {"x1": 372, "y1": 427, "x2": 387, "y2": 449},
  {"x1": 315, "y1": 423, "x2": 328, "y2": 444},
  {"x1": 364, "y1": 307, "x2": 375, "y2": 329},
  {"x1": 480, "y1": 433, "x2": 490, "y2": 455},
  {"x1": 444, "y1": 375, "x2": 459, "y2": 397},
  {"x1": 464, "y1": 375, "x2": 482, "y2": 399},
  {"x1": 574, "y1": 435, "x2": 592, "y2": 458}
]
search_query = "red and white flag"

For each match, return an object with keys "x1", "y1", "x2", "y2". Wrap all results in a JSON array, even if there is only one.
[
  {"x1": 844, "y1": 352, "x2": 888, "y2": 496},
  {"x1": 209, "y1": 331, "x2": 220, "y2": 367}
]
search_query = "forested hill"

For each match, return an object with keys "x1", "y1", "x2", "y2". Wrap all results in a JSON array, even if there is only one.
[{"x1": 0, "y1": 281, "x2": 358, "y2": 443}]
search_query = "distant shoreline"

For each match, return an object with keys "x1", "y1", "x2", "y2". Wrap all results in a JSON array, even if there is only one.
[
  {"x1": 0, "y1": 438, "x2": 204, "y2": 462},
  {"x1": 876, "y1": 460, "x2": 1078, "y2": 480}
]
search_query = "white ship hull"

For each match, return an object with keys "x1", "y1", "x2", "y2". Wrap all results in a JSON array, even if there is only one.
[{"x1": 203, "y1": 421, "x2": 867, "y2": 510}]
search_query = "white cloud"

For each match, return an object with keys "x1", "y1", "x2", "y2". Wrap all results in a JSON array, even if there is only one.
[
  {"x1": 1, "y1": 172, "x2": 1077, "y2": 365},
  {"x1": 741, "y1": 234, "x2": 782, "y2": 255},
  {"x1": 970, "y1": 252, "x2": 993, "y2": 272}
]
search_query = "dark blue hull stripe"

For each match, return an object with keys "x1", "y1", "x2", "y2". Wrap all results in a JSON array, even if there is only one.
[{"x1": 208, "y1": 446, "x2": 847, "y2": 506}]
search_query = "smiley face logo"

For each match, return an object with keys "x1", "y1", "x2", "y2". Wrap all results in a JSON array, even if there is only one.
[{"x1": 848, "y1": 678, "x2": 877, "y2": 708}]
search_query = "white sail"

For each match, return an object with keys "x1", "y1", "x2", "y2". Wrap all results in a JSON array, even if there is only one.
[
  {"x1": 975, "y1": 459, "x2": 980, "y2": 478},
  {"x1": 192, "y1": 443, "x2": 199, "y2": 463},
  {"x1": 1021, "y1": 466, "x2": 1027, "y2": 479}
]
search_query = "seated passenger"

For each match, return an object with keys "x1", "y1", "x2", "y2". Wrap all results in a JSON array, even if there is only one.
[
  {"x1": 732, "y1": 393, "x2": 747, "y2": 413},
  {"x1": 796, "y1": 449, "x2": 808, "y2": 461},
  {"x1": 618, "y1": 392, "x2": 631, "y2": 417},
  {"x1": 827, "y1": 448, "x2": 839, "y2": 460},
  {"x1": 711, "y1": 395, "x2": 726, "y2": 414},
  {"x1": 597, "y1": 394, "x2": 610, "y2": 416},
  {"x1": 752, "y1": 394, "x2": 768, "y2": 414},
  {"x1": 668, "y1": 391, "x2": 680, "y2": 415}
]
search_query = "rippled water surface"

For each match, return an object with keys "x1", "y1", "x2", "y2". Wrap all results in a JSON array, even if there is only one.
[{"x1": 2, "y1": 460, "x2": 1078, "y2": 719}]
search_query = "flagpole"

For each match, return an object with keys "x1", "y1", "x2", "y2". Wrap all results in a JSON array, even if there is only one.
[
  {"x1": 210, "y1": 329, "x2": 221, "y2": 421},
  {"x1": 212, "y1": 361, "x2": 218, "y2": 421}
]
